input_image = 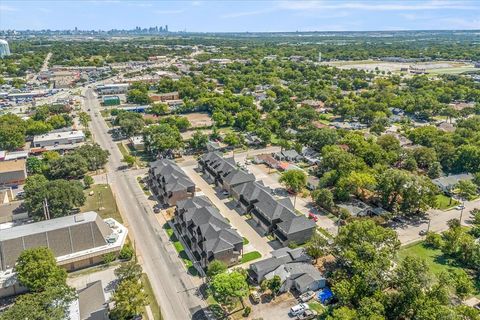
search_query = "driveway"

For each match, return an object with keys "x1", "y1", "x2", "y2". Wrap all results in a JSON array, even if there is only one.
[
  {"x1": 181, "y1": 165, "x2": 274, "y2": 260},
  {"x1": 67, "y1": 265, "x2": 118, "y2": 301},
  {"x1": 249, "y1": 292, "x2": 298, "y2": 320}
]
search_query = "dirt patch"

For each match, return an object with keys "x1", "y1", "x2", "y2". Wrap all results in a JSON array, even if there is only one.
[{"x1": 182, "y1": 112, "x2": 213, "y2": 128}]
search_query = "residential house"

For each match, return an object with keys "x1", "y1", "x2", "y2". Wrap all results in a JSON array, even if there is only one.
[
  {"x1": 173, "y1": 196, "x2": 243, "y2": 268},
  {"x1": 244, "y1": 133, "x2": 263, "y2": 146},
  {"x1": 337, "y1": 200, "x2": 373, "y2": 217},
  {"x1": 273, "y1": 149, "x2": 302, "y2": 162},
  {"x1": 231, "y1": 181, "x2": 315, "y2": 246},
  {"x1": 301, "y1": 147, "x2": 321, "y2": 165},
  {"x1": 253, "y1": 154, "x2": 279, "y2": 168},
  {"x1": 432, "y1": 173, "x2": 474, "y2": 194},
  {"x1": 249, "y1": 247, "x2": 312, "y2": 283},
  {"x1": 0, "y1": 159, "x2": 27, "y2": 187},
  {"x1": 148, "y1": 159, "x2": 195, "y2": 206},
  {"x1": 264, "y1": 262, "x2": 326, "y2": 294}
]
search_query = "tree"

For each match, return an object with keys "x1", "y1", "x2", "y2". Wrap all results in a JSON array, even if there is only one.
[
  {"x1": 279, "y1": 169, "x2": 307, "y2": 206},
  {"x1": 127, "y1": 88, "x2": 152, "y2": 105},
  {"x1": 450, "y1": 269, "x2": 474, "y2": 300},
  {"x1": 456, "y1": 179, "x2": 477, "y2": 200},
  {"x1": 25, "y1": 119, "x2": 52, "y2": 136},
  {"x1": 333, "y1": 219, "x2": 400, "y2": 306},
  {"x1": 223, "y1": 132, "x2": 243, "y2": 147},
  {"x1": 305, "y1": 232, "x2": 328, "y2": 263},
  {"x1": 47, "y1": 114, "x2": 68, "y2": 129},
  {"x1": 267, "y1": 275, "x2": 282, "y2": 298},
  {"x1": 48, "y1": 152, "x2": 88, "y2": 179},
  {"x1": 206, "y1": 260, "x2": 227, "y2": 279},
  {"x1": 78, "y1": 111, "x2": 91, "y2": 128},
  {"x1": 0, "y1": 285, "x2": 76, "y2": 320},
  {"x1": 16, "y1": 247, "x2": 67, "y2": 292},
  {"x1": 26, "y1": 156, "x2": 43, "y2": 174},
  {"x1": 210, "y1": 271, "x2": 249, "y2": 306},
  {"x1": 110, "y1": 279, "x2": 148, "y2": 320},
  {"x1": 0, "y1": 113, "x2": 26, "y2": 150},
  {"x1": 189, "y1": 130, "x2": 208, "y2": 150},
  {"x1": 122, "y1": 154, "x2": 136, "y2": 167},
  {"x1": 312, "y1": 188, "x2": 334, "y2": 211},
  {"x1": 75, "y1": 144, "x2": 110, "y2": 171},
  {"x1": 83, "y1": 175, "x2": 94, "y2": 188},
  {"x1": 427, "y1": 161, "x2": 442, "y2": 179},
  {"x1": 24, "y1": 175, "x2": 86, "y2": 220},
  {"x1": 143, "y1": 123, "x2": 183, "y2": 155},
  {"x1": 115, "y1": 111, "x2": 145, "y2": 137},
  {"x1": 114, "y1": 261, "x2": 142, "y2": 282}
]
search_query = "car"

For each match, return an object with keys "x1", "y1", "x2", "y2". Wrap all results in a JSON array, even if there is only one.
[
  {"x1": 308, "y1": 212, "x2": 318, "y2": 222},
  {"x1": 153, "y1": 207, "x2": 160, "y2": 214},
  {"x1": 419, "y1": 229, "x2": 427, "y2": 236},
  {"x1": 290, "y1": 303, "x2": 309, "y2": 316},
  {"x1": 299, "y1": 290, "x2": 315, "y2": 302},
  {"x1": 297, "y1": 310, "x2": 318, "y2": 320},
  {"x1": 455, "y1": 205, "x2": 465, "y2": 210},
  {"x1": 15, "y1": 191, "x2": 25, "y2": 199},
  {"x1": 249, "y1": 291, "x2": 261, "y2": 304},
  {"x1": 222, "y1": 191, "x2": 229, "y2": 196}
]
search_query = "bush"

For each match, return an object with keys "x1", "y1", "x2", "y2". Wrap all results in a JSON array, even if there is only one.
[
  {"x1": 425, "y1": 232, "x2": 444, "y2": 249},
  {"x1": 119, "y1": 244, "x2": 134, "y2": 261},
  {"x1": 103, "y1": 252, "x2": 117, "y2": 264},
  {"x1": 83, "y1": 175, "x2": 94, "y2": 188},
  {"x1": 243, "y1": 306, "x2": 251, "y2": 317}
]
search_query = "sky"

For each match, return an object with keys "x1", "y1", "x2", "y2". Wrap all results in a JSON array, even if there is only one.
[{"x1": 1, "y1": 0, "x2": 480, "y2": 32}]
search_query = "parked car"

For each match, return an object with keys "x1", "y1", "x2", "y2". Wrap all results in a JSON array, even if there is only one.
[
  {"x1": 299, "y1": 290, "x2": 316, "y2": 302},
  {"x1": 455, "y1": 205, "x2": 465, "y2": 210},
  {"x1": 290, "y1": 303, "x2": 309, "y2": 316},
  {"x1": 297, "y1": 310, "x2": 318, "y2": 320},
  {"x1": 308, "y1": 212, "x2": 318, "y2": 222},
  {"x1": 249, "y1": 290, "x2": 261, "y2": 304},
  {"x1": 419, "y1": 229, "x2": 427, "y2": 236}
]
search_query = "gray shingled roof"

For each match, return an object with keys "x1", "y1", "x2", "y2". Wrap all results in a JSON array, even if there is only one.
[
  {"x1": 277, "y1": 216, "x2": 316, "y2": 235},
  {"x1": 150, "y1": 159, "x2": 195, "y2": 191},
  {"x1": 78, "y1": 280, "x2": 108, "y2": 320},
  {"x1": 223, "y1": 169, "x2": 255, "y2": 186}
]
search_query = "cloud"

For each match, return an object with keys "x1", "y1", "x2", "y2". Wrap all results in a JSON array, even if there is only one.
[
  {"x1": 277, "y1": 0, "x2": 479, "y2": 11},
  {"x1": 0, "y1": 4, "x2": 17, "y2": 12},
  {"x1": 191, "y1": 1, "x2": 202, "y2": 6}
]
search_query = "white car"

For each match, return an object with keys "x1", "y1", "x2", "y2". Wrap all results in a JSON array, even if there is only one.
[
  {"x1": 290, "y1": 303, "x2": 309, "y2": 316},
  {"x1": 455, "y1": 205, "x2": 465, "y2": 210}
]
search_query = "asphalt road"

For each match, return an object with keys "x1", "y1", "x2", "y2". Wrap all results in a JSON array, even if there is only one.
[{"x1": 83, "y1": 88, "x2": 205, "y2": 320}]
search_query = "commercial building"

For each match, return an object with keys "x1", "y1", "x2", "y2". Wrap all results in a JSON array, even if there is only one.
[
  {"x1": 0, "y1": 39, "x2": 10, "y2": 58},
  {"x1": 173, "y1": 196, "x2": 243, "y2": 268},
  {"x1": 150, "y1": 91, "x2": 180, "y2": 102},
  {"x1": 102, "y1": 95, "x2": 120, "y2": 106},
  {"x1": 148, "y1": 159, "x2": 195, "y2": 206},
  {"x1": 32, "y1": 130, "x2": 85, "y2": 149},
  {"x1": 0, "y1": 159, "x2": 27, "y2": 187},
  {"x1": 95, "y1": 83, "x2": 129, "y2": 95},
  {"x1": 0, "y1": 211, "x2": 127, "y2": 297}
]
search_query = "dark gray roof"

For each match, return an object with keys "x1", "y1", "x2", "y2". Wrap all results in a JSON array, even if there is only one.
[
  {"x1": 78, "y1": 281, "x2": 108, "y2": 320},
  {"x1": 223, "y1": 169, "x2": 255, "y2": 187},
  {"x1": 277, "y1": 216, "x2": 316, "y2": 235},
  {"x1": 150, "y1": 159, "x2": 195, "y2": 191},
  {"x1": 432, "y1": 173, "x2": 473, "y2": 189},
  {"x1": 251, "y1": 247, "x2": 310, "y2": 274},
  {"x1": 181, "y1": 197, "x2": 242, "y2": 255}
]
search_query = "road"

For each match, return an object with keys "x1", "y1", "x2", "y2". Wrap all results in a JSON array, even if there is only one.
[
  {"x1": 396, "y1": 198, "x2": 479, "y2": 245},
  {"x1": 83, "y1": 88, "x2": 205, "y2": 320}
]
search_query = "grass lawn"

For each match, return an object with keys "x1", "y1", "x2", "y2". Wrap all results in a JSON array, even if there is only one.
[
  {"x1": 240, "y1": 251, "x2": 261, "y2": 264},
  {"x1": 81, "y1": 184, "x2": 122, "y2": 223},
  {"x1": 242, "y1": 237, "x2": 249, "y2": 245},
  {"x1": 117, "y1": 142, "x2": 129, "y2": 157},
  {"x1": 308, "y1": 301, "x2": 325, "y2": 314},
  {"x1": 137, "y1": 176, "x2": 152, "y2": 196},
  {"x1": 434, "y1": 194, "x2": 459, "y2": 210},
  {"x1": 399, "y1": 241, "x2": 480, "y2": 298},
  {"x1": 141, "y1": 273, "x2": 163, "y2": 320},
  {"x1": 163, "y1": 223, "x2": 198, "y2": 275}
]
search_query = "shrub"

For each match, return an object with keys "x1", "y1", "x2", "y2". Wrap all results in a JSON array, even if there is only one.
[
  {"x1": 425, "y1": 232, "x2": 444, "y2": 249},
  {"x1": 103, "y1": 252, "x2": 117, "y2": 264},
  {"x1": 119, "y1": 244, "x2": 134, "y2": 261},
  {"x1": 243, "y1": 306, "x2": 251, "y2": 317},
  {"x1": 83, "y1": 175, "x2": 94, "y2": 188}
]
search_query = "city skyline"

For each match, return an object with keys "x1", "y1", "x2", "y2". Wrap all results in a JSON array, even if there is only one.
[{"x1": 1, "y1": 0, "x2": 480, "y2": 32}]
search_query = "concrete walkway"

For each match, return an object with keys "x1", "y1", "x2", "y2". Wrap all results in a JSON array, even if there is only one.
[{"x1": 182, "y1": 165, "x2": 274, "y2": 259}]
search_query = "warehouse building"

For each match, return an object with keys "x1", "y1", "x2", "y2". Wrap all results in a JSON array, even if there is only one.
[
  {"x1": 32, "y1": 130, "x2": 85, "y2": 148},
  {"x1": 0, "y1": 159, "x2": 27, "y2": 187}
]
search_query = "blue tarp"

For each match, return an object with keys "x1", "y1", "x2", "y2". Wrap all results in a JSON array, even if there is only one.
[{"x1": 317, "y1": 287, "x2": 333, "y2": 304}]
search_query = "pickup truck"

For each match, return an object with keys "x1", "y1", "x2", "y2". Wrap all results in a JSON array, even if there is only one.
[{"x1": 297, "y1": 310, "x2": 317, "y2": 320}]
